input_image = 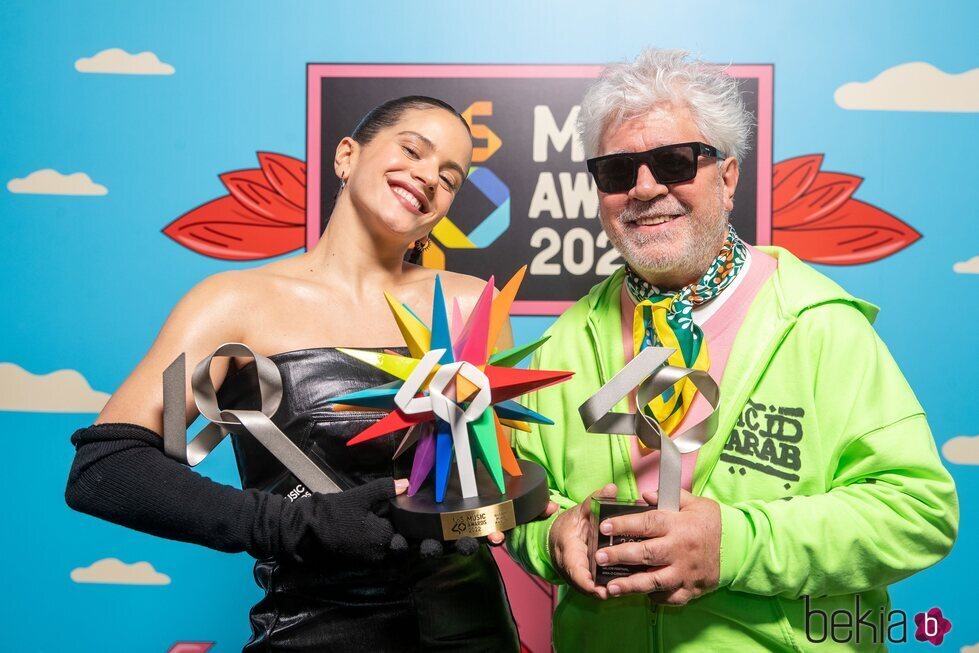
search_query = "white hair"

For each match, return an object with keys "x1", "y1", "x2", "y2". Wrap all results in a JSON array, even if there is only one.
[{"x1": 578, "y1": 48, "x2": 754, "y2": 162}]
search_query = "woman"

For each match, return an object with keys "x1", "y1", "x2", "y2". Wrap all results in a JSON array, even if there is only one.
[{"x1": 65, "y1": 96, "x2": 521, "y2": 651}]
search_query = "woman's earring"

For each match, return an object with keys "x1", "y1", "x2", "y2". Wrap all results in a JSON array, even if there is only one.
[
  {"x1": 338, "y1": 177, "x2": 347, "y2": 193},
  {"x1": 415, "y1": 235, "x2": 432, "y2": 252}
]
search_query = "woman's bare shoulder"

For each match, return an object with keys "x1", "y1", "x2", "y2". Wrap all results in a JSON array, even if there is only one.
[
  {"x1": 172, "y1": 270, "x2": 260, "y2": 325},
  {"x1": 93, "y1": 270, "x2": 248, "y2": 428},
  {"x1": 153, "y1": 261, "x2": 308, "y2": 356},
  {"x1": 182, "y1": 262, "x2": 301, "y2": 312},
  {"x1": 97, "y1": 256, "x2": 322, "y2": 429}
]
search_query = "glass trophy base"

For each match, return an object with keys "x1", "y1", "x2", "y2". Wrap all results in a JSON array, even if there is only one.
[
  {"x1": 590, "y1": 497, "x2": 656, "y2": 585},
  {"x1": 391, "y1": 460, "x2": 550, "y2": 541}
]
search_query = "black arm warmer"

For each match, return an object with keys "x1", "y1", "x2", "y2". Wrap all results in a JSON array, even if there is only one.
[{"x1": 65, "y1": 423, "x2": 396, "y2": 564}]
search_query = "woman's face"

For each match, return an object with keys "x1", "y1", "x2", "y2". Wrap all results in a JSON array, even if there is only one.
[{"x1": 342, "y1": 108, "x2": 473, "y2": 244}]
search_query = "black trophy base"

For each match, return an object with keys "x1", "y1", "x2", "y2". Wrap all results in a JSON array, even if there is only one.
[
  {"x1": 391, "y1": 460, "x2": 549, "y2": 541},
  {"x1": 590, "y1": 497, "x2": 657, "y2": 586}
]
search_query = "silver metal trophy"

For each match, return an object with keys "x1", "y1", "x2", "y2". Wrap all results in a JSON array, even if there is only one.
[{"x1": 578, "y1": 346, "x2": 720, "y2": 584}]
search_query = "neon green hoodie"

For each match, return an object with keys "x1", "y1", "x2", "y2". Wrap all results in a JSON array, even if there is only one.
[{"x1": 508, "y1": 247, "x2": 958, "y2": 652}]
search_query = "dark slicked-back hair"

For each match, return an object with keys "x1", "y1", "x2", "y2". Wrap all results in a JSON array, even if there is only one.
[{"x1": 351, "y1": 95, "x2": 471, "y2": 145}]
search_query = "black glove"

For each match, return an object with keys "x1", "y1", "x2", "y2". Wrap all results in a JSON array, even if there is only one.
[
  {"x1": 66, "y1": 422, "x2": 397, "y2": 564},
  {"x1": 282, "y1": 475, "x2": 396, "y2": 563},
  {"x1": 419, "y1": 536, "x2": 481, "y2": 558}
]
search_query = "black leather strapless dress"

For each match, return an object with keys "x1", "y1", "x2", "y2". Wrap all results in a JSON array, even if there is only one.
[{"x1": 217, "y1": 348, "x2": 520, "y2": 652}]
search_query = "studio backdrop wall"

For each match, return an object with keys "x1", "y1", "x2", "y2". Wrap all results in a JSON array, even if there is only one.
[{"x1": 2, "y1": 2, "x2": 976, "y2": 651}]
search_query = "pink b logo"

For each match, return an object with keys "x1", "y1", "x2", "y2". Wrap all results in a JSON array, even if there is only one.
[{"x1": 914, "y1": 607, "x2": 951, "y2": 646}]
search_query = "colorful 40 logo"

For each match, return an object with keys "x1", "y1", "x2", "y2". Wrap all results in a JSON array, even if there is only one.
[{"x1": 430, "y1": 166, "x2": 510, "y2": 250}]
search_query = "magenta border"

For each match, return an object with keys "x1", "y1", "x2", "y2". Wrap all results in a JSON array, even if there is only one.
[{"x1": 306, "y1": 63, "x2": 774, "y2": 316}]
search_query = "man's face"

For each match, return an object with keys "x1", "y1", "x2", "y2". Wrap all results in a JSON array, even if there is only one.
[{"x1": 596, "y1": 102, "x2": 738, "y2": 287}]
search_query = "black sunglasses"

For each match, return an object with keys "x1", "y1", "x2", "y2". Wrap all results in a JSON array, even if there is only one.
[{"x1": 586, "y1": 141, "x2": 727, "y2": 193}]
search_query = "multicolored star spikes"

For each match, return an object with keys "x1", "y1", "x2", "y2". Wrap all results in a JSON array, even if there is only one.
[{"x1": 328, "y1": 266, "x2": 573, "y2": 502}]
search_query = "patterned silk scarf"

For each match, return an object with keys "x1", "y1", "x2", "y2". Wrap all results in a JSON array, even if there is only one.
[{"x1": 626, "y1": 226, "x2": 748, "y2": 435}]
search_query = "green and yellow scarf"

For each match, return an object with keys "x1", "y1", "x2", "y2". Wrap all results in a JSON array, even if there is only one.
[{"x1": 626, "y1": 226, "x2": 747, "y2": 435}]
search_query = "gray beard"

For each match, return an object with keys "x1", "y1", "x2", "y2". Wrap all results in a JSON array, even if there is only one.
[{"x1": 607, "y1": 188, "x2": 729, "y2": 289}]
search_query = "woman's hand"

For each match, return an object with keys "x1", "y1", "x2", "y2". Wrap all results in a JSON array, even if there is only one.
[{"x1": 292, "y1": 477, "x2": 410, "y2": 564}]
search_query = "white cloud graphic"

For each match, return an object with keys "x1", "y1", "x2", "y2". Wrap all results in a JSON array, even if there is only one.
[
  {"x1": 75, "y1": 48, "x2": 174, "y2": 75},
  {"x1": 71, "y1": 558, "x2": 171, "y2": 585},
  {"x1": 7, "y1": 169, "x2": 107, "y2": 196},
  {"x1": 942, "y1": 435, "x2": 979, "y2": 465},
  {"x1": 0, "y1": 363, "x2": 110, "y2": 413},
  {"x1": 961, "y1": 644, "x2": 979, "y2": 653},
  {"x1": 953, "y1": 256, "x2": 979, "y2": 274},
  {"x1": 835, "y1": 62, "x2": 979, "y2": 112}
]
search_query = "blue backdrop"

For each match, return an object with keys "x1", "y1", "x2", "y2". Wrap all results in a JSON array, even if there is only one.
[{"x1": 2, "y1": 1, "x2": 976, "y2": 651}]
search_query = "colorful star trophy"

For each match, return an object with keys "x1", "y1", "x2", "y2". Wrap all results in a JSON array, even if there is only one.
[
  {"x1": 328, "y1": 266, "x2": 573, "y2": 541},
  {"x1": 578, "y1": 346, "x2": 720, "y2": 584}
]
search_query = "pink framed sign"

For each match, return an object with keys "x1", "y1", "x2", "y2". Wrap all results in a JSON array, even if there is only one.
[{"x1": 306, "y1": 63, "x2": 773, "y2": 316}]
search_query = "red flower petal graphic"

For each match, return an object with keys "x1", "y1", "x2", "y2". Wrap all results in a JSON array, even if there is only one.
[
  {"x1": 773, "y1": 199, "x2": 921, "y2": 265},
  {"x1": 774, "y1": 172, "x2": 862, "y2": 229},
  {"x1": 163, "y1": 196, "x2": 304, "y2": 260},
  {"x1": 772, "y1": 154, "x2": 822, "y2": 211},
  {"x1": 258, "y1": 152, "x2": 306, "y2": 209},
  {"x1": 219, "y1": 169, "x2": 305, "y2": 225}
]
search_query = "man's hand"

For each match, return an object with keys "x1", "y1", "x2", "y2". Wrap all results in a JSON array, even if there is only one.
[
  {"x1": 548, "y1": 483, "x2": 619, "y2": 599},
  {"x1": 595, "y1": 489, "x2": 721, "y2": 605}
]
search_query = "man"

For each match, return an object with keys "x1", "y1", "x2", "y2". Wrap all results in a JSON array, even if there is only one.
[{"x1": 507, "y1": 49, "x2": 957, "y2": 652}]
